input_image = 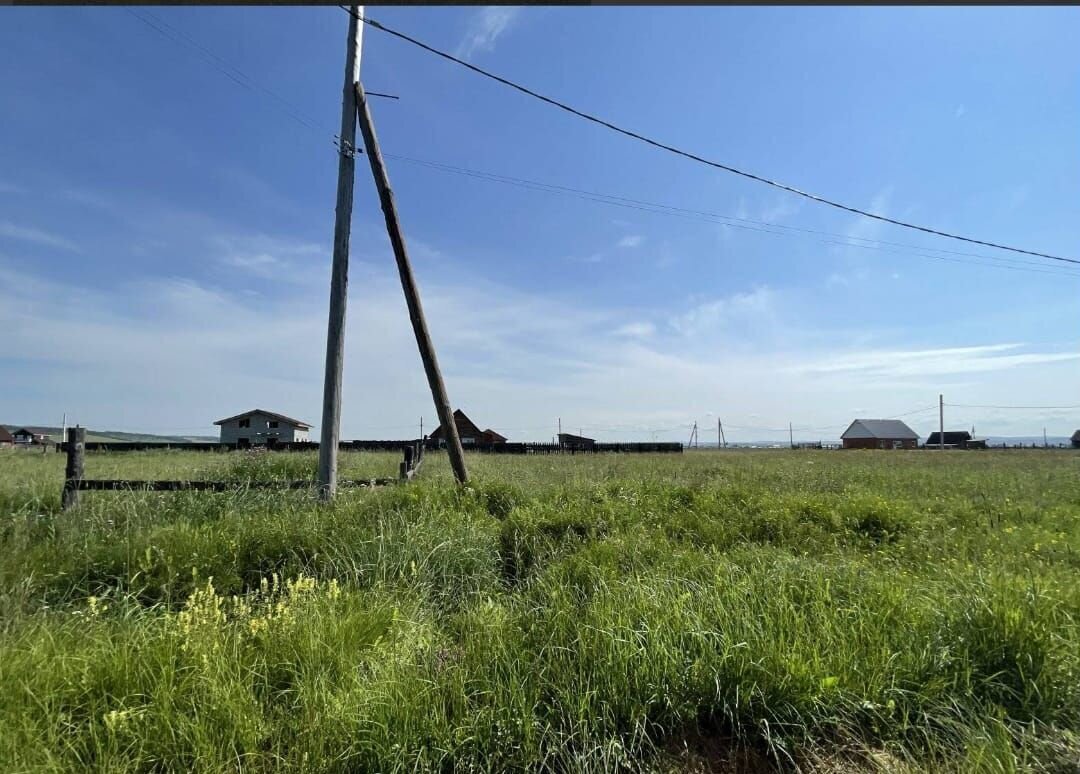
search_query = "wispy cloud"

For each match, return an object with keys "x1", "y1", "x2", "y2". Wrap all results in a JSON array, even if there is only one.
[
  {"x1": 0, "y1": 181, "x2": 24, "y2": 195},
  {"x1": 668, "y1": 287, "x2": 776, "y2": 337},
  {"x1": 613, "y1": 321, "x2": 655, "y2": 339},
  {"x1": 955, "y1": 104, "x2": 966, "y2": 118},
  {"x1": 2, "y1": 246, "x2": 1076, "y2": 442},
  {"x1": 0, "y1": 220, "x2": 80, "y2": 251},
  {"x1": 213, "y1": 234, "x2": 326, "y2": 283},
  {"x1": 789, "y1": 343, "x2": 1080, "y2": 379},
  {"x1": 569, "y1": 233, "x2": 645, "y2": 264},
  {"x1": 455, "y1": 7, "x2": 522, "y2": 60}
]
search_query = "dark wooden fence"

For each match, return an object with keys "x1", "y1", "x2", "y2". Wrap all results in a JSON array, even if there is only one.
[
  {"x1": 60, "y1": 428, "x2": 423, "y2": 511},
  {"x1": 73, "y1": 439, "x2": 683, "y2": 454}
]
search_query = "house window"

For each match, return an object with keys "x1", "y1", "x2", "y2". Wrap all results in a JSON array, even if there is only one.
[
  {"x1": 268, "y1": 420, "x2": 279, "y2": 429},
  {"x1": 238, "y1": 418, "x2": 250, "y2": 428}
]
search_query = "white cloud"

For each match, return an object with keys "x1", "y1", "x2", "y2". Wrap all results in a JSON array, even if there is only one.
[
  {"x1": 2, "y1": 247, "x2": 1077, "y2": 443},
  {"x1": 0, "y1": 220, "x2": 80, "y2": 251},
  {"x1": 617, "y1": 235, "x2": 644, "y2": 249},
  {"x1": 214, "y1": 234, "x2": 326, "y2": 283},
  {"x1": 455, "y1": 7, "x2": 522, "y2": 60},
  {"x1": 955, "y1": 104, "x2": 966, "y2": 118},
  {"x1": 789, "y1": 343, "x2": 1080, "y2": 379},
  {"x1": 668, "y1": 287, "x2": 776, "y2": 337},
  {"x1": 613, "y1": 321, "x2": 655, "y2": 339}
]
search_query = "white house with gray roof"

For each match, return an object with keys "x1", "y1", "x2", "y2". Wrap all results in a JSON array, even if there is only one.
[
  {"x1": 214, "y1": 409, "x2": 311, "y2": 447},
  {"x1": 840, "y1": 419, "x2": 919, "y2": 450}
]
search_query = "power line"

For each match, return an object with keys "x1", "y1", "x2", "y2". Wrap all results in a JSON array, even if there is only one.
[
  {"x1": 126, "y1": 8, "x2": 396, "y2": 142},
  {"x1": 123, "y1": 9, "x2": 1079, "y2": 280},
  {"x1": 379, "y1": 153, "x2": 1080, "y2": 279},
  {"x1": 886, "y1": 405, "x2": 939, "y2": 418},
  {"x1": 345, "y1": 7, "x2": 1079, "y2": 267},
  {"x1": 946, "y1": 403, "x2": 1080, "y2": 410}
]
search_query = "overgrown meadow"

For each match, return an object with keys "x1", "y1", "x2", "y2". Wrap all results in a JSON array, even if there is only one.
[{"x1": 1, "y1": 448, "x2": 1078, "y2": 772}]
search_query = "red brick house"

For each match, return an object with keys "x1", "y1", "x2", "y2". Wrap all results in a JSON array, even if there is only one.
[
  {"x1": 840, "y1": 419, "x2": 919, "y2": 450},
  {"x1": 428, "y1": 410, "x2": 506, "y2": 445}
]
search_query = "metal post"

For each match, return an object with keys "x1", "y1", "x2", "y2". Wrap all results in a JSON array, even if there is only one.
[
  {"x1": 354, "y1": 81, "x2": 470, "y2": 484},
  {"x1": 317, "y1": 5, "x2": 364, "y2": 500},
  {"x1": 61, "y1": 426, "x2": 85, "y2": 511}
]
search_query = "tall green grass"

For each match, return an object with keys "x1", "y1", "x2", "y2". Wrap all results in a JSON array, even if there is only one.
[{"x1": 1, "y1": 448, "x2": 1078, "y2": 771}]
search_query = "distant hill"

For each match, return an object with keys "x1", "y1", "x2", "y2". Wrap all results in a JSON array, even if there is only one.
[{"x1": 0, "y1": 424, "x2": 217, "y2": 444}]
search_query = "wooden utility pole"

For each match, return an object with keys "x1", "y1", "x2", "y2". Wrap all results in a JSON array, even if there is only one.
[
  {"x1": 789, "y1": 421, "x2": 794, "y2": 449},
  {"x1": 355, "y1": 81, "x2": 469, "y2": 484},
  {"x1": 939, "y1": 394, "x2": 944, "y2": 451},
  {"x1": 317, "y1": 5, "x2": 363, "y2": 500}
]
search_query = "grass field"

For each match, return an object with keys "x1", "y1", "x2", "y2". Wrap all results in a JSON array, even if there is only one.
[{"x1": 1, "y1": 448, "x2": 1078, "y2": 772}]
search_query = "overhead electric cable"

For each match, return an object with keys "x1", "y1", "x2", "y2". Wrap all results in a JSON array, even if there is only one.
[{"x1": 343, "y1": 7, "x2": 1078, "y2": 266}]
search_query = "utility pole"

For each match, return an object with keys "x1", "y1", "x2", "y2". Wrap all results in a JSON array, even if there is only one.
[
  {"x1": 558, "y1": 417, "x2": 561, "y2": 437},
  {"x1": 420, "y1": 416, "x2": 423, "y2": 440},
  {"x1": 939, "y1": 394, "x2": 944, "y2": 451},
  {"x1": 718, "y1": 418, "x2": 726, "y2": 449},
  {"x1": 789, "y1": 421, "x2": 794, "y2": 449},
  {"x1": 355, "y1": 81, "x2": 469, "y2": 484},
  {"x1": 317, "y1": 5, "x2": 363, "y2": 500},
  {"x1": 1043, "y1": 427, "x2": 1048, "y2": 448}
]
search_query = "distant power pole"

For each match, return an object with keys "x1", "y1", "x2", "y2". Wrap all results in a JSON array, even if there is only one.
[
  {"x1": 789, "y1": 421, "x2": 794, "y2": 449},
  {"x1": 317, "y1": 5, "x2": 363, "y2": 500},
  {"x1": 718, "y1": 419, "x2": 726, "y2": 448},
  {"x1": 1044, "y1": 427, "x2": 1048, "y2": 448},
  {"x1": 939, "y1": 394, "x2": 945, "y2": 451},
  {"x1": 420, "y1": 416, "x2": 423, "y2": 440}
]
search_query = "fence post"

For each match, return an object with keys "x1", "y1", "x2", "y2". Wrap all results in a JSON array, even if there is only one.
[{"x1": 61, "y1": 426, "x2": 85, "y2": 511}]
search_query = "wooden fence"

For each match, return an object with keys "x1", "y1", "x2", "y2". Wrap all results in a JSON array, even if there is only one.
[
  {"x1": 71, "y1": 439, "x2": 683, "y2": 454},
  {"x1": 60, "y1": 428, "x2": 423, "y2": 511}
]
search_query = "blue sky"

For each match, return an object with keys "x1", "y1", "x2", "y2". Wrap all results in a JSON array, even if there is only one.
[{"x1": 2, "y1": 6, "x2": 1078, "y2": 442}]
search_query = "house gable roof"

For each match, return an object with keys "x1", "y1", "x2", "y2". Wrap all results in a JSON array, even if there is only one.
[
  {"x1": 558, "y1": 432, "x2": 595, "y2": 444},
  {"x1": 429, "y1": 409, "x2": 485, "y2": 440},
  {"x1": 926, "y1": 431, "x2": 973, "y2": 445},
  {"x1": 213, "y1": 409, "x2": 312, "y2": 429},
  {"x1": 0, "y1": 426, "x2": 13, "y2": 443},
  {"x1": 841, "y1": 419, "x2": 919, "y2": 440}
]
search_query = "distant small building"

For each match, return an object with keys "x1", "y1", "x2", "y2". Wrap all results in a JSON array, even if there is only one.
[
  {"x1": 558, "y1": 432, "x2": 596, "y2": 451},
  {"x1": 1072, "y1": 430, "x2": 1080, "y2": 449},
  {"x1": 0, "y1": 426, "x2": 13, "y2": 448},
  {"x1": 840, "y1": 419, "x2": 919, "y2": 450},
  {"x1": 925, "y1": 430, "x2": 973, "y2": 449},
  {"x1": 214, "y1": 409, "x2": 311, "y2": 447},
  {"x1": 428, "y1": 409, "x2": 505, "y2": 446},
  {"x1": 12, "y1": 428, "x2": 50, "y2": 446}
]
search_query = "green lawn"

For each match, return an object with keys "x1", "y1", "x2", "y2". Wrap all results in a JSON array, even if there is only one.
[{"x1": 1, "y1": 448, "x2": 1078, "y2": 772}]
